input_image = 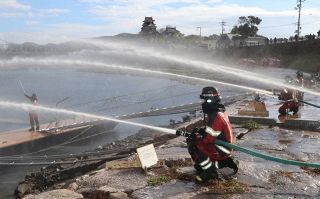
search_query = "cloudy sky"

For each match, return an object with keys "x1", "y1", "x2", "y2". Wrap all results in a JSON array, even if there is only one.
[{"x1": 1, "y1": 0, "x2": 320, "y2": 44}]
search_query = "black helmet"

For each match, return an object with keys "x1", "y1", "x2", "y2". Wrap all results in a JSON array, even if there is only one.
[
  {"x1": 200, "y1": 87, "x2": 221, "y2": 103},
  {"x1": 200, "y1": 87, "x2": 225, "y2": 114},
  {"x1": 296, "y1": 70, "x2": 303, "y2": 78}
]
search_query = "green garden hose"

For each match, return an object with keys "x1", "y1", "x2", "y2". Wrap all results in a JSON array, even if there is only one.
[{"x1": 215, "y1": 140, "x2": 320, "y2": 168}]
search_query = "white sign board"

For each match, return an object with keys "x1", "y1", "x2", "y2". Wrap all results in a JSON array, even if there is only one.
[{"x1": 136, "y1": 144, "x2": 158, "y2": 169}]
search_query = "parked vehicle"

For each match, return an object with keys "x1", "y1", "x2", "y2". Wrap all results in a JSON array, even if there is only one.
[
  {"x1": 237, "y1": 58, "x2": 256, "y2": 67},
  {"x1": 261, "y1": 57, "x2": 281, "y2": 67}
]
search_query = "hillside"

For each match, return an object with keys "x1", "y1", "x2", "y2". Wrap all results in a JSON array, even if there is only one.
[{"x1": 215, "y1": 39, "x2": 320, "y2": 72}]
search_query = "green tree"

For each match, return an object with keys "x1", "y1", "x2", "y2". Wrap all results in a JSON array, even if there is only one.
[{"x1": 231, "y1": 16, "x2": 262, "y2": 37}]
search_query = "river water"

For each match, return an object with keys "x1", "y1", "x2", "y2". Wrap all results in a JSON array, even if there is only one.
[
  {"x1": 0, "y1": 68, "x2": 242, "y2": 198},
  {"x1": 0, "y1": 66, "x2": 319, "y2": 198}
]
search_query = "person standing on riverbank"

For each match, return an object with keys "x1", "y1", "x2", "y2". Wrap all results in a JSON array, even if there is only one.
[
  {"x1": 24, "y1": 93, "x2": 40, "y2": 131},
  {"x1": 176, "y1": 87, "x2": 238, "y2": 183}
]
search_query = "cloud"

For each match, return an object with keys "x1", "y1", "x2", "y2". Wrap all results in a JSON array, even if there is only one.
[
  {"x1": 206, "y1": 0, "x2": 223, "y2": 4},
  {"x1": 0, "y1": 8, "x2": 70, "y2": 19},
  {"x1": 78, "y1": 0, "x2": 110, "y2": 3},
  {"x1": 0, "y1": 0, "x2": 31, "y2": 10},
  {"x1": 26, "y1": 8, "x2": 70, "y2": 18},
  {"x1": 0, "y1": 23, "x2": 108, "y2": 44},
  {"x1": 26, "y1": 20, "x2": 39, "y2": 26},
  {"x1": 0, "y1": 12, "x2": 23, "y2": 18},
  {"x1": 80, "y1": 0, "x2": 205, "y2": 7},
  {"x1": 2, "y1": 0, "x2": 320, "y2": 43},
  {"x1": 48, "y1": 23, "x2": 106, "y2": 34},
  {"x1": 85, "y1": 1, "x2": 320, "y2": 37}
]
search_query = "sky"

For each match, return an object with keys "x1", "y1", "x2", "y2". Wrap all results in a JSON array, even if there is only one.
[{"x1": 0, "y1": 0, "x2": 320, "y2": 44}]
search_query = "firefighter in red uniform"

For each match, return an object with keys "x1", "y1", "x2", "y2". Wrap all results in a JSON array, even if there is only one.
[
  {"x1": 278, "y1": 89, "x2": 300, "y2": 115},
  {"x1": 176, "y1": 87, "x2": 238, "y2": 183},
  {"x1": 24, "y1": 93, "x2": 40, "y2": 131}
]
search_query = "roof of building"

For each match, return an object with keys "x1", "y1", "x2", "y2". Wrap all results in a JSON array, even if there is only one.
[{"x1": 143, "y1": 17, "x2": 155, "y2": 22}]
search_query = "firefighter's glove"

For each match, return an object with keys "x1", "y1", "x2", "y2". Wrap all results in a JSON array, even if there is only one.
[
  {"x1": 176, "y1": 130, "x2": 190, "y2": 137},
  {"x1": 198, "y1": 127, "x2": 206, "y2": 136},
  {"x1": 186, "y1": 132, "x2": 196, "y2": 145},
  {"x1": 176, "y1": 130, "x2": 183, "y2": 136},
  {"x1": 192, "y1": 127, "x2": 201, "y2": 134},
  {"x1": 205, "y1": 126, "x2": 221, "y2": 137}
]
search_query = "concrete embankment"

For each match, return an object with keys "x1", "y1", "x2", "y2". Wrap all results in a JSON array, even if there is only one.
[{"x1": 230, "y1": 115, "x2": 320, "y2": 132}]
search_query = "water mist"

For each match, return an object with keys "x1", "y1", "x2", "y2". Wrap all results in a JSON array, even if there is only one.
[{"x1": 79, "y1": 39, "x2": 320, "y2": 97}]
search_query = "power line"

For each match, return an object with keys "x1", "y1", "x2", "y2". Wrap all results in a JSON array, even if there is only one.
[
  {"x1": 97, "y1": 90, "x2": 200, "y2": 112},
  {"x1": 259, "y1": 23, "x2": 296, "y2": 29},
  {"x1": 64, "y1": 84, "x2": 179, "y2": 109}
]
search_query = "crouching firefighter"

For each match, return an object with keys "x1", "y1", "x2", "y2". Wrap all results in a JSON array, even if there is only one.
[{"x1": 176, "y1": 87, "x2": 238, "y2": 183}]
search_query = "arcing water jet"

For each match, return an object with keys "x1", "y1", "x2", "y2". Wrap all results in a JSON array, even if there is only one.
[
  {"x1": 2, "y1": 101, "x2": 319, "y2": 169},
  {"x1": 80, "y1": 39, "x2": 320, "y2": 97},
  {"x1": 0, "y1": 100, "x2": 176, "y2": 134},
  {"x1": 0, "y1": 57, "x2": 274, "y2": 96}
]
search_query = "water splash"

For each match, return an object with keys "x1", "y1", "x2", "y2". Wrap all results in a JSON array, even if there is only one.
[
  {"x1": 0, "y1": 57, "x2": 274, "y2": 96},
  {"x1": 80, "y1": 39, "x2": 320, "y2": 97},
  {"x1": 0, "y1": 100, "x2": 176, "y2": 134}
]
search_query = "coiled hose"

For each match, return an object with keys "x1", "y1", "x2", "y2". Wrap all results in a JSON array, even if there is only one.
[{"x1": 215, "y1": 140, "x2": 320, "y2": 168}]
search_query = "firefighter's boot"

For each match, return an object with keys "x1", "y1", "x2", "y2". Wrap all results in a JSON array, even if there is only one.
[{"x1": 195, "y1": 157, "x2": 218, "y2": 183}]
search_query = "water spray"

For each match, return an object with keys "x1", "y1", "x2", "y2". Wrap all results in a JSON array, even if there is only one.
[
  {"x1": 0, "y1": 100, "x2": 176, "y2": 135},
  {"x1": 18, "y1": 80, "x2": 26, "y2": 94},
  {"x1": 0, "y1": 58, "x2": 274, "y2": 97},
  {"x1": 80, "y1": 39, "x2": 320, "y2": 97},
  {"x1": 0, "y1": 101, "x2": 319, "y2": 168}
]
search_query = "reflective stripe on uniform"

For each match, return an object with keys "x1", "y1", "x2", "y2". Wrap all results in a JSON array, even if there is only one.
[
  {"x1": 195, "y1": 175, "x2": 203, "y2": 182},
  {"x1": 201, "y1": 93, "x2": 219, "y2": 97},
  {"x1": 205, "y1": 126, "x2": 221, "y2": 137},
  {"x1": 215, "y1": 144, "x2": 231, "y2": 154},
  {"x1": 199, "y1": 157, "x2": 210, "y2": 166},
  {"x1": 215, "y1": 161, "x2": 219, "y2": 169},
  {"x1": 202, "y1": 162, "x2": 212, "y2": 170}
]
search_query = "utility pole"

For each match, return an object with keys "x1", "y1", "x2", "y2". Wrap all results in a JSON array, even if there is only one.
[
  {"x1": 295, "y1": 0, "x2": 306, "y2": 38},
  {"x1": 196, "y1": 27, "x2": 202, "y2": 37},
  {"x1": 219, "y1": 21, "x2": 226, "y2": 35}
]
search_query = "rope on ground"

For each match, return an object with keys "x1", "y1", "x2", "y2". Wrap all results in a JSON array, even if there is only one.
[
  {"x1": 0, "y1": 154, "x2": 129, "y2": 166},
  {"x1": 0, "y1": 147, "x2": 123, "y2": 161},
  {"x1": 215, "y1": 140, "x2": 320, "y2": 168}
]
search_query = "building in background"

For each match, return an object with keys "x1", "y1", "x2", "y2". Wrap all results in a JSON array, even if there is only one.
[
  {"x1": 161, "y1": 26, "x2": 183, "y2": 39},
  {"x1": 140, "y1": 17, "x2": 159, "y2": 36},
  {"x1": 216, "y1": 34, "x2": 268, "y2": 48}
]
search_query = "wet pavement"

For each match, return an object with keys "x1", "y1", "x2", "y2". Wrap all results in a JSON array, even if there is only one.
[
  {"x1": 131, "y1": 126, "x2": 320, "y2": 198},
  {"x1": 264, "y1": 93, "x2": 319, "y2": 123},
  {"x1": 35, "y1": 124, "x2": 320, "y2": 199}
]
